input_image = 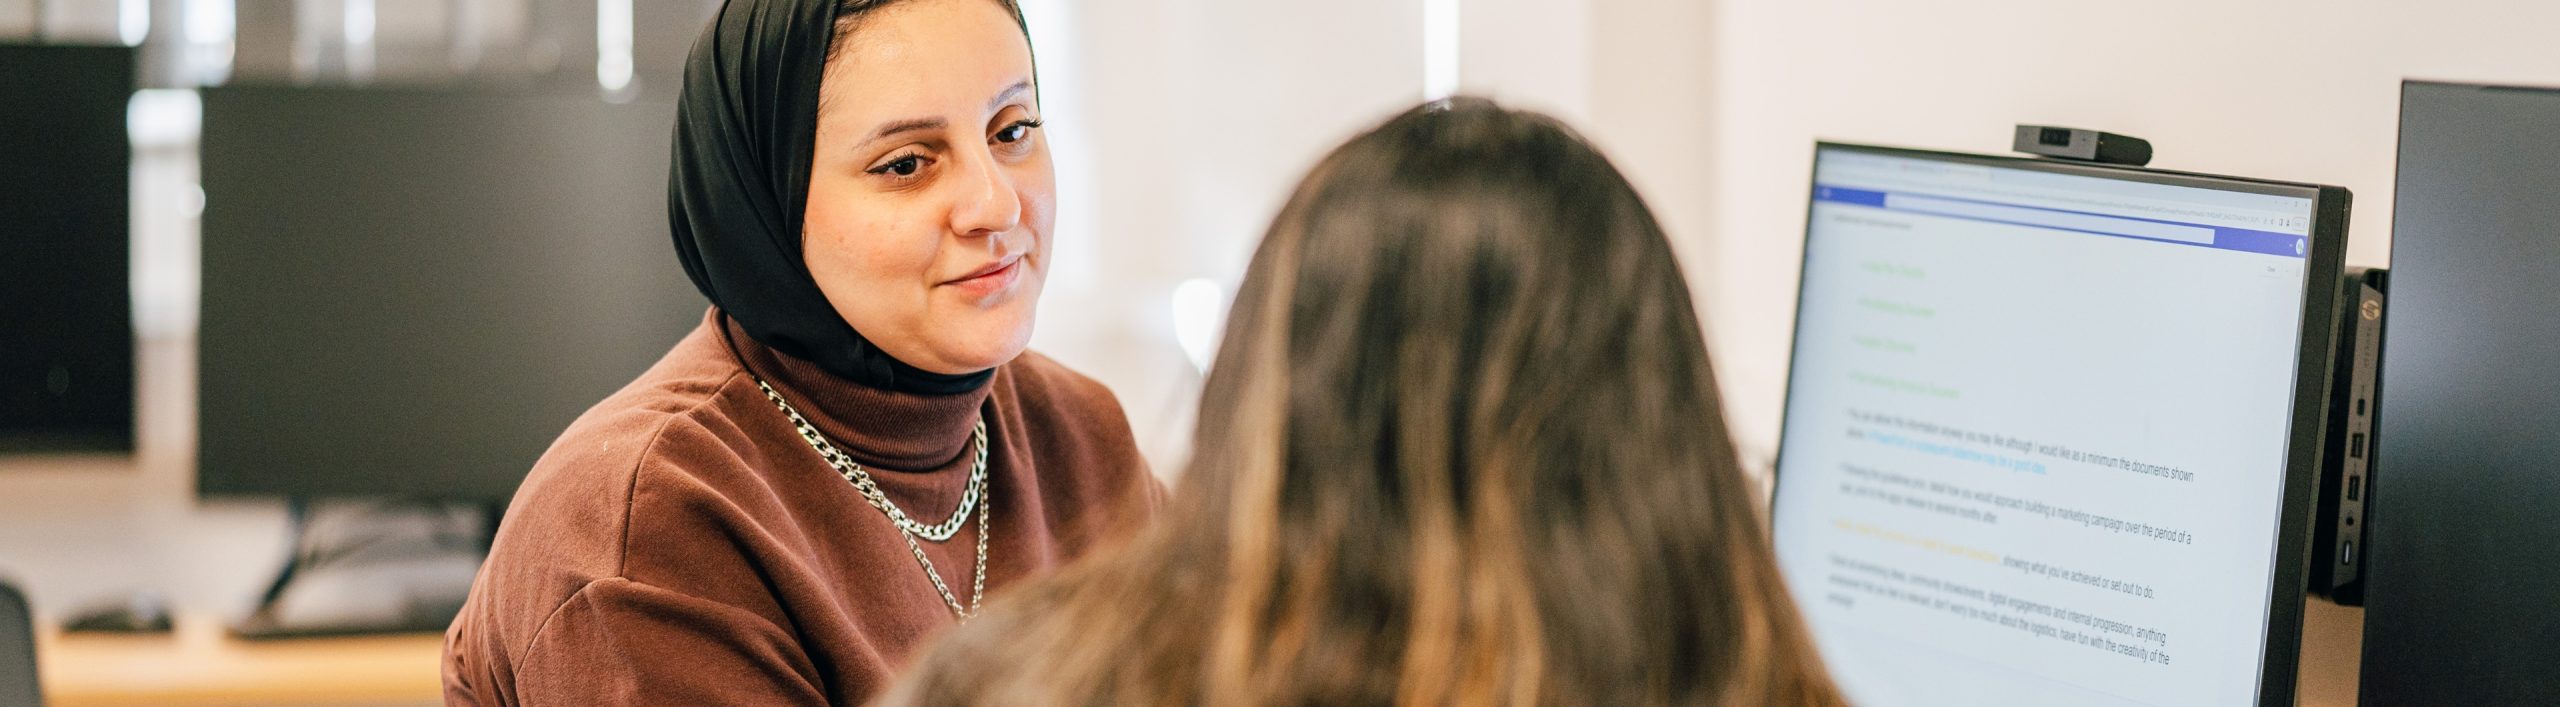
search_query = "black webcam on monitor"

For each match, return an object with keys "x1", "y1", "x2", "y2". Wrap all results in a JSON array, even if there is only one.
[{"x1": 2013, "y1": 124, "x2": 2155, "y2": 167}]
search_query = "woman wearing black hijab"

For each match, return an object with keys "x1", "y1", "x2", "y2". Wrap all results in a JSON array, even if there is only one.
[{"x1": 441, "y1": 0, "x2": 1159, "y2": 703}]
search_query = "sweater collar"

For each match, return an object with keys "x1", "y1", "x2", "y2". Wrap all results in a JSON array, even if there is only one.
[{"x1": 719, "y1": 311, "x2": 993, "y2": 472}]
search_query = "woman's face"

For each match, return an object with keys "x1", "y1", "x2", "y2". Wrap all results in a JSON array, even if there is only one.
[{"x1": 804, "y1": 0, "x2": 1052, "y2": 375}]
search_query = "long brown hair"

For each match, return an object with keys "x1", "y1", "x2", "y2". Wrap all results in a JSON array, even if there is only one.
[{"x1": 884, "y1": 98, "x2": 1844, "y2": 706}]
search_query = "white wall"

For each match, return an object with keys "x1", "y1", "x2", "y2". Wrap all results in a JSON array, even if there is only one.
[
  {"x1": 1698, "y1": 0, "x2": 2560, "y2": 456},
  {"x1": 1024, "y1": 0, "x2": 1426, "y2": 471},
  {"x1": 1034, "y1": 0, "x2": 1722, "y2": 481}
]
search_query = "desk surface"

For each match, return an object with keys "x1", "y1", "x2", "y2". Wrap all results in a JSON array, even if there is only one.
[
  {"x1": 32, "y1": 606, "x2": 2357, "y2": 707},
  {"x1": 37, "y1": 615, "x2": 443, "y2": 707}
]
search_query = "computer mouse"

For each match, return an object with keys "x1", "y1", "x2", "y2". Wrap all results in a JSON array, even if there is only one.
[{"x1": 62, "y1": 591, "x2": 173, "y2": 634}]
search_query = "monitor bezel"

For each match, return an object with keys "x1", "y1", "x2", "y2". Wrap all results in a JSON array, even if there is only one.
[{"x1": 1767, "y1": 140, "x2": 2349, "y2": 707}]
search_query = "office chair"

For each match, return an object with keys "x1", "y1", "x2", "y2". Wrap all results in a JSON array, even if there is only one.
[{"x1": 0, "y1": 580, "x2": 37, "y2": 707}]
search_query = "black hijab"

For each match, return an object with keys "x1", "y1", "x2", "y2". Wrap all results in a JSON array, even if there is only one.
[{"x1": 668, "y1": 0, "x2": 994, "y2": 395}]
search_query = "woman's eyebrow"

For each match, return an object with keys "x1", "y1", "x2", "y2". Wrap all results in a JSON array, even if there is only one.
[
  {"x1": 987, "y1": 80, "x2": 1031, "y2": 112},
  {"x1": 854, "y1": 81, "x2": 1033, "y2": 151},
  {"x1": 861, "y1": 117, "x2": 946, "y2": 149}
]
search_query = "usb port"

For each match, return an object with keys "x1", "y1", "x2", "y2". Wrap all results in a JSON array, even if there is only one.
[
  {"x1": 2347, "y1": 475, "x2": 2362, "y2": 502},
  {"x1": 2350, "y1": 432, "x2": 2366, "y2": 459}
]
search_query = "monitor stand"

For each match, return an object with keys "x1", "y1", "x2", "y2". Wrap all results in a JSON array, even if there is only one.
[{"x1": 231, "y1": 500, "x2": 495, "y2": 639}]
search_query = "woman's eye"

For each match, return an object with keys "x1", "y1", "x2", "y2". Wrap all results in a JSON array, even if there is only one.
[
  {"x1": 870, "y1": 155, "x2": 923, "y2": 177},
  {"x1": 994, "y1": 120, "x2": 1041, "y2": 145}
]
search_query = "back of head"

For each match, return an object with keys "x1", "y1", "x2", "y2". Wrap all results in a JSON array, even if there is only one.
[{"x1": 886, "y1": 98, "x2": 1842, "y2": 707}]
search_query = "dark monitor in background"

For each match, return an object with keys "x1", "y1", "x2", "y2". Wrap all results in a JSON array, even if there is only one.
[
  {"x1": 1769, "y1": 144, "x2": 2349, "y2": 706},
  {"x1": 2363, "y1": 81, "x2": 2560, "y2": 704},
  {"x1": 0, "y1": 44, "x2": 135, "y2": 453},
  {"x1": 196, "y1": 86, "x2": 703, "y2": 503}
]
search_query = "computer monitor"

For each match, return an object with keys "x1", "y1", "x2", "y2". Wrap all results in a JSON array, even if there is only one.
[
  {"x1": 0, "y1": 44, "x2": 134, "y2": 452},
  {"x1": 2361, "y1": 81, "x2": 2560, "y2": 704},
  {"x1": 1769, "y1": 143, "x2": 2348, "y2": 706},
  {"x1": 196, "y1": 86, "x2": 705, "y2": 502}
]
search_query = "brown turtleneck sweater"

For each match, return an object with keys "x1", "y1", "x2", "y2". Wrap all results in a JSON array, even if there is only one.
[{"x1": 442, "y1": 309, "x2": 1160, "y2": 705}]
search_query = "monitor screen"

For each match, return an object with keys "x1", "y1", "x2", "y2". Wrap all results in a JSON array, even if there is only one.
[
  {"x1": 0, "y1": 44, "x2": 134, "y2": 452},
  {"x1": 196, "y1": 86, "x2": 704, "y2": 501},
  {"x1": 1770, "y1": 144, "x2": 2342, "y2": 706},
  {"x1": 2361, "y1": 81, "x2": 2560, "y2": 705}
]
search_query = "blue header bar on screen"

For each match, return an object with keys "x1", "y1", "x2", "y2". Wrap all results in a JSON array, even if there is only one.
[{"x1": 1813, "y1": 185, "x2": 2308, "y2": 259}]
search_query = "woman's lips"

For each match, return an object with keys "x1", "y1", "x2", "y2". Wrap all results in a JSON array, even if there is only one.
[{"x1": 944, "y1": 257, "x2": 1022, "y2": 299}]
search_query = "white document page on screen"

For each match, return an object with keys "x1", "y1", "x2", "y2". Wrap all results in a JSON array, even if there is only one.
[{"x1": 1771, "y1": 152, "x2": 2313, "y2": 707}]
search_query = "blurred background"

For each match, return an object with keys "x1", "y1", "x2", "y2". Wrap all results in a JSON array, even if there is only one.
[{"x1": 2, "y1": 0, "x2": 2558, "y2": 703}]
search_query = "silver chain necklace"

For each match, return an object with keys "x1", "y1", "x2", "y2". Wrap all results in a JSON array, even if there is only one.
[{"x1": 753, "y1": 377, "x2": 988, "y2": 621}]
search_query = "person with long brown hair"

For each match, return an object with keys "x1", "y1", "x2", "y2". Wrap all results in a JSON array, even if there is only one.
[{"x1": 881, "y1": 98, "x2": 1846, "y2": 706}]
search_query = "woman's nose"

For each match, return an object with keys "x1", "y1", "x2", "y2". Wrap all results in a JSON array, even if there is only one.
[{"x1": 948, "y1": 150, "x2": 1022, "y2": 238}]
